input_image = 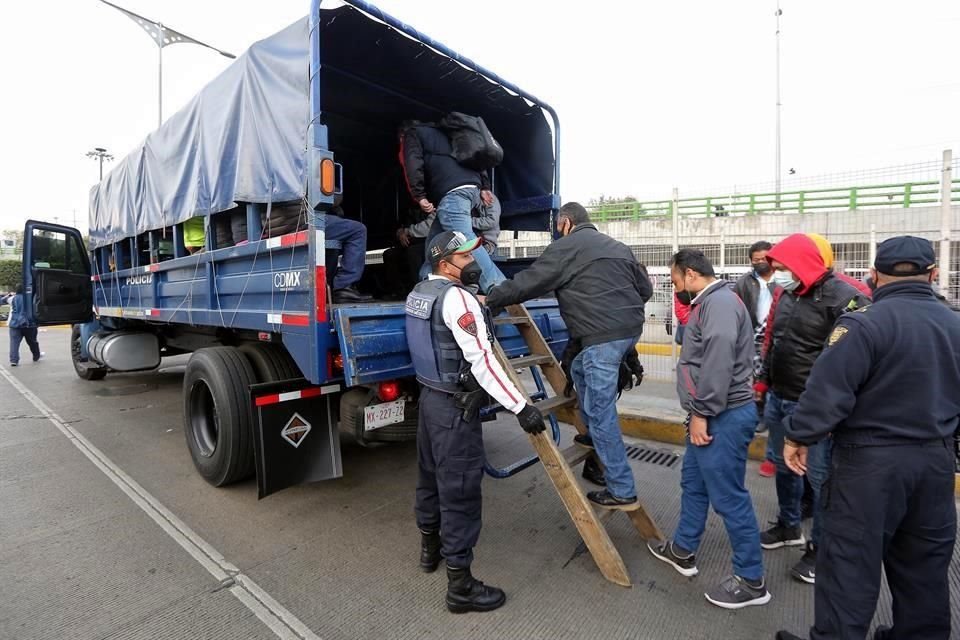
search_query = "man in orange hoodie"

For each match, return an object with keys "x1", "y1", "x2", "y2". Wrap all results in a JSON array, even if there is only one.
[{"x1": 754, "y1": 233, "x2": 871, "y2": 585}]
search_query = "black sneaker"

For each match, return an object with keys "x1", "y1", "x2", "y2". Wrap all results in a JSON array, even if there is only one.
[
  {"x1": 761, "y1": 520, "x2": 806, "y2": 550},
  {"x1": 790, "y1": 542, "x2": 816, "y2": 584},
  {"x1": 587, "y1": 489, "x2": 637, "y2": 510},
  {"x1": 704, "y1": 574, "x2": 771, "y2": 610},
  {"x1": 573, "y1": 433, "x2": 594, "y2": 448},
  {"x1": 647, "y1": 540, "x2": 698, "y2": 577}
]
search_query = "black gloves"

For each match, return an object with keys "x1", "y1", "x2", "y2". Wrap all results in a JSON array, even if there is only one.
[{"x1": 516, "y1": 404, "x2": 546, "y2": 434}]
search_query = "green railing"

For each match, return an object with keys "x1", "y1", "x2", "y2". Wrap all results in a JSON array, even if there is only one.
[{"x1": 588, "y1": 179, "x2": 960, "y2": 221}]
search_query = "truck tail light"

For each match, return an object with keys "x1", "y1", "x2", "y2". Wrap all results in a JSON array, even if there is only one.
[
  {"x1": 378, "y1": 381, "x2": 400, "y2": 402},
  {"x1": 320, "y1": 158, "x2": 336, "y2": 196}
]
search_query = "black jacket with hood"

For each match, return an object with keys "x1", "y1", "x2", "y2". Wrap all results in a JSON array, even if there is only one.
[
  {"x1": 757, "y1": 234, "x2": 871, "y2": 402},
  {"x1": 400, "y1": 125, "x2": 490, "y2": 205}
]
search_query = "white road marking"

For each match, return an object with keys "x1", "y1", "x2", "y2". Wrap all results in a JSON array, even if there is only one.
[{"x1": 0, "y1": 366, "x2": 321, "y2": 640}]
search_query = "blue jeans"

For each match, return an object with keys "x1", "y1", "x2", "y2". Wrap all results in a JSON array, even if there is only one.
[
  {"x1": 674, "y1": 402, "x2": 764, "y2": 580},
  {"x1": 418, "y1": 188, "x2": 506, "y2": 294},
  {"x1": 765, "y1": 391, "x2": 804, "y2": 527},
  {"x1": 570, "y1": 336, "x2": 638, "y2": 500},
  {"x1": 326, "y1": 215, "x2": 367, "y2": 290},
  {"x1": 9, "y1": 326, "x2": 41, "y2": 364},
  {"x1": 806, "y1": 437, "x2": 832, "y2": 546}
]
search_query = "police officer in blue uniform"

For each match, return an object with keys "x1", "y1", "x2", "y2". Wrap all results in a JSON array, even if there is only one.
[
  {"x1": 776, "y1": 236, "x2": 960, "y2": 640},
  {"x1": 405, "y1": 230, "x2": 545, "y2": 613}
]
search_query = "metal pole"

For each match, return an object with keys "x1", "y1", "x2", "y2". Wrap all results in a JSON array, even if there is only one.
[
  {"x1": 671, "y1": 187, "x2": 680, "y2": 366},
  {"x1": 99, "y1": 156, "x2": 104, "y2": 181},
  {"x1": 869, "y1": 224, "x2": 877, "y2": 269},
  {"x1": 940, "y1": 149, "x2": 953, "y2": 298},
  {"x1": 158, "y1": 38, "x2": 163, "y2": 128},
  {"x1": 720, "y1": 230, "x2": 726, "y2": 276},
  {"x1": 775, "y1": 2, "x2": 782, "y2": 209}
]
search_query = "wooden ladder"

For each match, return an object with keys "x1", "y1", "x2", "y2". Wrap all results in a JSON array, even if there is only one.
[{"x1": 491, "y1": 304, "x2": 665, "y2": 587}]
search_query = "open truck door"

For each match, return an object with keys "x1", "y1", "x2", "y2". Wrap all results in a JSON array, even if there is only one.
[{"x1": 22, "y1": 220, "x2": 93, "y2": 326}]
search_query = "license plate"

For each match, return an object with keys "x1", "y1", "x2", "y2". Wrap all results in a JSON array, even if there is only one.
[{"x1": 363, "y1": 400, "x2": 405, "y2": 431}]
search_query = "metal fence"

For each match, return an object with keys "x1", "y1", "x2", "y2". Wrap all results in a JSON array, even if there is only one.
[{"x1": 497, "y1": 150, "x2": 959, "y2": 383}]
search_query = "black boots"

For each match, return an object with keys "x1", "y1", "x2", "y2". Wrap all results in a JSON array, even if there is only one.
[
  {"x1": 419, "y1": 530, "x2": 442, "y2": 573},
  {"x1": 445, "y1": 565, "x2": 506, "y2": 613}
]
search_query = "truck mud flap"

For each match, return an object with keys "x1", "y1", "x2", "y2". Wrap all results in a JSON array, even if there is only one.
[{"x1": 250, "y1": 380, "x2": 343, "y2": 499}]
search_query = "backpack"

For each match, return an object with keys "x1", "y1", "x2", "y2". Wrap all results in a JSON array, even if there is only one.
[{"x1": 438, "y1": 112, "x2": 503, "y2": 171}]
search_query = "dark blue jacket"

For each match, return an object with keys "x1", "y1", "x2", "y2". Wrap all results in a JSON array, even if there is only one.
[
  {"x1": 8, "y1": 293, "x2": 34, "y2": 329},
  {"x1": 785, "y1": 281, "x2": 960, "y2": 446},
  {"x1": 401, "y1": 125, "x2": 490, "y2": 205}
]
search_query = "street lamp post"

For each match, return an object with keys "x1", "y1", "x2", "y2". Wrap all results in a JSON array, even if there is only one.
[
  {"x1": 86, "y1": 147, "x2": 114, "y2": 181},
  {"x1": 98, "y1": 1, "x2": 236, "y2": 128},
  {"x1": 775, "y1": 2, "x2": 783, "y2": 208}
]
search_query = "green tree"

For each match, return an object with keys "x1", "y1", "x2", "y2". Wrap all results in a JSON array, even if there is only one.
[{"x1": 0, "y1": 260, "x2": 22, "y2": 290}]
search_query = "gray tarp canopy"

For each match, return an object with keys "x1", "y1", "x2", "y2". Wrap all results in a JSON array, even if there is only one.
[
  {"x1": 88, "y1": 4, "x2": 557, "y2": 250},
  {"x1": 89, "y1": 19, "x2": 309, "y2": 250}
]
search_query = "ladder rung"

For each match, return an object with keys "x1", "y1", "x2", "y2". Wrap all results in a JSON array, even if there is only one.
[
  {"x1": 561, "y1": 444, "x2": 593, "y2": 467},
  {"x1": 509, "y1": 354, "x2": 554, "y2": 369},
  {"x1": 493, "y1": 316, "x2": 530, "y2": 326},
  {"x1": 534, "y1": 395, "x2": 576, "y2": 415}
]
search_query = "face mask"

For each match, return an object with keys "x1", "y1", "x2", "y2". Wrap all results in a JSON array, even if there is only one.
[
  {"x1": 772, "y1": 269, "x2": 800, "y2": 292},
  {"x1": 753, "y1": 262, "x2": 772, "y2": 276},
  {"x1": 456, "y1": 261, "x2": 483, "y2": 287},
  {"x1": 675, "y1": 290, "x2": 693, "y2": 306}
]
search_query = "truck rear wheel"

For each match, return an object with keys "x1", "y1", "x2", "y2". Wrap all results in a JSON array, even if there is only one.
[
  {"x1": 238, "y1": 343, "x2": 300, "y2": 382},
  {"x1": 71, "y1": 325, "x2": 107, "y2": 381},
  {"x1": 183, "y1": 347, "x2": 256, "y2": 486}
]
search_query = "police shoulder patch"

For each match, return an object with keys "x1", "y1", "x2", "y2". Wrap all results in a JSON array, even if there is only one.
[
  {"x1": 457, "y1": 312, "x2": 478, "y2": 336},
  {"x1": 827, "y1": 325, "x2": 849, "y2": 346}
]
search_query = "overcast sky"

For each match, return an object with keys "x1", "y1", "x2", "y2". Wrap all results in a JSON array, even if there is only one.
[{"x1": 1, "y1": 0, "x2": 958, "y2": 233}]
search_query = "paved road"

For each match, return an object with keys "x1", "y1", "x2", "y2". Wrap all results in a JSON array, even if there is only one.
[{"x1": 1, "y1": 327, "x2": 957, "y2": 640}]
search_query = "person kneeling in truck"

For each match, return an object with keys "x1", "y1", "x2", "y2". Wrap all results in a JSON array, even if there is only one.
[{"x1": 405, "y1": 230, "x2": 545, "y2": 613}]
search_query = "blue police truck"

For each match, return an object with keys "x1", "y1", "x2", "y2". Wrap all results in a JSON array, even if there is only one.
[{"x1": 21, "y1": 0, "x2": 566, "y2": 497}]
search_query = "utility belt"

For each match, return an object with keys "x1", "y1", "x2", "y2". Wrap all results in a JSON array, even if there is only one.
[{"x1": 417, "y1": 368, "x2": 490, "y2": 422}]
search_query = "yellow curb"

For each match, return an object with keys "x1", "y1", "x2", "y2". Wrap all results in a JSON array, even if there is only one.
[
  {"x1": 617, "y1": 412, "x2": 769, "y2": 461},
  {"x1": 635, "y1": 343, "x2": 676, "y2": 357},
  {"x1": 616, "y1": 411, "x2": 960, "y2": 498}
]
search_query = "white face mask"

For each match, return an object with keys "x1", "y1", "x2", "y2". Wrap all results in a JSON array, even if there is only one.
[{"x1": 772, "y1": 269, "x2": 800, "y2": 292}]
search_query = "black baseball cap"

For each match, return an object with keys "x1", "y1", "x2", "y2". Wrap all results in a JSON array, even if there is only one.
[
  {"x1": 428, "y1": 231, "x2": 482, "y2": 266},
  {"x1": 874, "y1": 235, "x2": 936, "y2": 276}
]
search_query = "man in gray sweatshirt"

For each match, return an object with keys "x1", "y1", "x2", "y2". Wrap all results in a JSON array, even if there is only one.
[{"x1": 647, "y1": 249, "x2": 769, "y2": 610}]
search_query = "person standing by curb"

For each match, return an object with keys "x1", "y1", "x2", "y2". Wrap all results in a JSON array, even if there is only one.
[
  {"x1": 8, "y1": 284, "x2": 42, "y2": 367},
  {"x1": 648, "y1": 249, "x2": 770, "y2": 610}
]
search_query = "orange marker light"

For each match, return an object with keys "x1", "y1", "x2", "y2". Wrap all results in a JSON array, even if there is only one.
[{"x1": 320, "y1": 158, "x2": 336, "y2": 196}]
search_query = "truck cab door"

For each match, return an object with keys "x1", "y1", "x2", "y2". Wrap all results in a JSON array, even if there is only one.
[{"x1": 22, "y1": 220, "x2": 93, "y2": 326}]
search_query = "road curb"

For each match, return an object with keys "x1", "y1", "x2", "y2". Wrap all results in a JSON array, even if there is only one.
[
  {"x1": 614, "y1": 410, "x2": 960, "y2": 498},
  {"x1": 618, "y1": 411, "x2": 769, "y2": 461},
  {"x1": 635, "y1": 343, "x2": 675, "y2": 357}
]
